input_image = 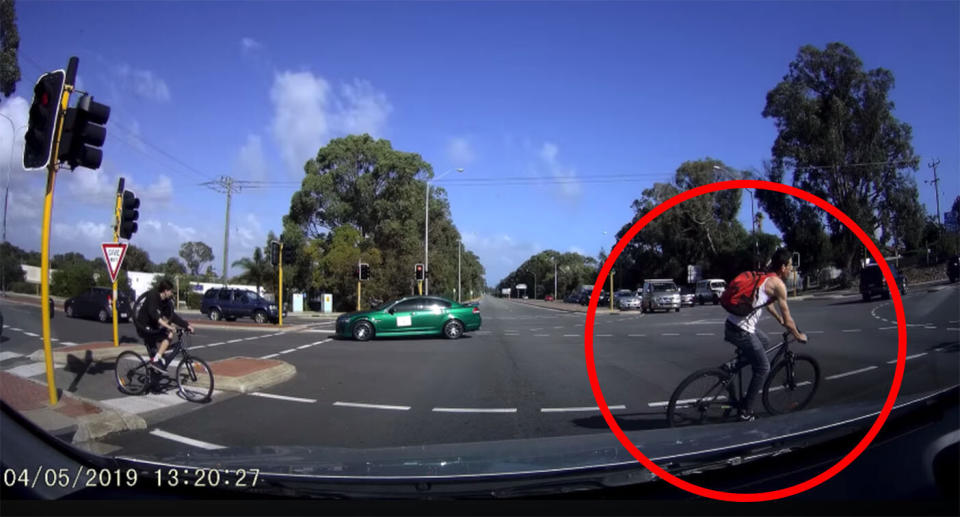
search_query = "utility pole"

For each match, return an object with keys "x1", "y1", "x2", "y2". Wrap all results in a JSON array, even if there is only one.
[
  {"x1": 201, "y1": 176, "x2": 244, "y2": 285},
  {"x1": 927, "y1": 159, "x2": 942, "y2": 227}
]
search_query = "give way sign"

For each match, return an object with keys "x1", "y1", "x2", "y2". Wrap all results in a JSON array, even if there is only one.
[{"x1": 101, "y1": 242, "x2": 128, "y2": 284}]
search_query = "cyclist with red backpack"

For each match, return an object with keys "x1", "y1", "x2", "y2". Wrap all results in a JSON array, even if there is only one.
[{"x1": 720, "y1": 248, "x2": 807, "y2": 421}]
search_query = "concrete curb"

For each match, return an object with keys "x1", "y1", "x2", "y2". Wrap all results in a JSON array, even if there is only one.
[
  {"x1": 71, "y1": 407, "x2": 147, "y2": 444},
  {"x1": 208, "y1": 357, "x2": 296, "y2": 394}
]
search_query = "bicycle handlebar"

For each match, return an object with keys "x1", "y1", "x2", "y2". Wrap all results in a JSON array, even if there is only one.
[{"x1": 783, "y1": 330, "x2": 807, "y2": 344}]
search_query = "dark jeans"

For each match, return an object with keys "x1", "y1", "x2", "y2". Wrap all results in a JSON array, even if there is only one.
[{"x1": 724, "y1": 321, "x2": 771, "y2": 413}]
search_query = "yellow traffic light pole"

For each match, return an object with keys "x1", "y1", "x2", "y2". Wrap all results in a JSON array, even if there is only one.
[
  {"x1": 40, "y1": 60, "x2": 76, "y2": 405},
  {"x1": 111, "y1": 183, "x2": 122, "y2": 347}
]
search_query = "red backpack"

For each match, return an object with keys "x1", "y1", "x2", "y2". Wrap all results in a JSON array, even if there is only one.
[{"x1": 720, "y1": 271, "x2": 776, "y2": 317}]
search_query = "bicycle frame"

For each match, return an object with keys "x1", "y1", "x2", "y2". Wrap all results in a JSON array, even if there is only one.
[{"x1": 727, "y1": 332, "x2": 795, "y2": 403}]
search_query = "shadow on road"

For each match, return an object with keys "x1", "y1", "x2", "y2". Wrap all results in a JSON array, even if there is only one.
[
  {"x1": 65, "y1": 350, "x2": 117, "y2": 392},
  {"x1": 572, "y1": 411, "x2": 668, "y2": 432}
]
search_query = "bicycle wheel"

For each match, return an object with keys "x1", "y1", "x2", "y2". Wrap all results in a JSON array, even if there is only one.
[
  {"x1": 176, "y1": 356, "x2": 214, "y2": 402},
  {"x1": 667, "y1": 368, "x2": 737, "y2": 427},
  {"x1": 762, "y1": 354, "x2": 821, "y2": 415},
  {"x1": 115, "y1": 351, "x2": 150, "y2": 395}
]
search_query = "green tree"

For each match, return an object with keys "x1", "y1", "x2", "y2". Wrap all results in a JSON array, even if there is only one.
[
  {"x1": 158, "y1": 257, "x2": 187, "y2": 276},
  {"x1": 123, "y1": 244, "x2": 154, "y2": 272},
  {"x1": 760, "y1": 42, "x2": 921, "y2": 275},
  {"x1": 232, "y1": 247, "x2": 270, "y2": 294},
  {"x1": 179, "y1": 241, "x2": 214, "y2": 276},
  {"x1": 0, "y1": 0, "x2": 20, "y2": 98},
  {"x1": 51, "y1": 261, "x2": 94, "y2": 298},
  {"x1": 0, "y1": 242, "x2": 26, "y2": 290},
  {"x1": 51, "y1": 252, "x2": 89, "y2": 270}
]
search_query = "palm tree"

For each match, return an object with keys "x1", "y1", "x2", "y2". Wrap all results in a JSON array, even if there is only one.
[{"x1": 232, "y1": 247, "x2": 270, "y2": 294}]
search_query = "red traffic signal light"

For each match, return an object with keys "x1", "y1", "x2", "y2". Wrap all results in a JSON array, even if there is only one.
[
  {"x1": 415, "y1": 263, "x2": 424, "y2": 281},
  {"x1": 23, "y1": 71, "x2": 66, "y2": 170}
]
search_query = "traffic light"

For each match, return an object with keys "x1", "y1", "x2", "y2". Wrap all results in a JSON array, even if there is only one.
[
  {"x1": 23, "y1": 71, "x2": 66, "y2": 170},
  {"x1": 58, "y1": 94, "x2": 110, "y2": 170},
  {"x1": 118, "y1": 190, "x2": 139, "y2": 239},
  {"x1": 415, "y1": 263, "x2": 424, "y2": 281},
  {"x1": 359, "y1": 263, "x2": 370, "y2": 281},
  {"x1": 270, "y1": 242, "x2": 280, "y2": 266}
]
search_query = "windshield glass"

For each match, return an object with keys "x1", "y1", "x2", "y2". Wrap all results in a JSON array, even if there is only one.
[{"x1": 1, "y1": 0, "x2": 957, "y2": 503}]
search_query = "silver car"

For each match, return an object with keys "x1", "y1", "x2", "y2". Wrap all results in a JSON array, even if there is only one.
[
  {"x1": 618, "y1": 294, "x2": 642, "y2": 311},
  {"x1": 641, "y1": 279, "x2": 681, "y2": 313}
]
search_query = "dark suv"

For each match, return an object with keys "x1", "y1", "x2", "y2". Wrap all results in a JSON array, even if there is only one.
[
  {"x1": 64, "y1": 287, "x2": 133, "y2": 323},
  {"x1": 200, "y1": 288, "x2": 283, "y2": 324},
  {"x1": 860, "y1": 261, "x2": 907, "y2": 302}
]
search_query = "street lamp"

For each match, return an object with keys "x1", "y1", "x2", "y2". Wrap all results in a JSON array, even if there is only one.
[
  {"x1": 425, "y1": 168, "x2": 464, "y2": 295},
  {"x1": 714, "y1": 165, "x2": 759, "y2": 268},
  {"x1": 457, "y1": 239, "x2": 461, "y2": 303}
]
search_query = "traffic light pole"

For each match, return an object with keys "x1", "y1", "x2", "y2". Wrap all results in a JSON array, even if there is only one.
[
  {"x1": 40, "y1": 58, "x2": 77, "y2": 405},
  {"x1": 356, "y1": 257, "x2": 362, "y2": 312},
  {"x1": 278, "y1": 242, "x2": 283, "y2": 328},
  {"x1": 111, "y1": 178, "x2": 123, "y2": 348}
]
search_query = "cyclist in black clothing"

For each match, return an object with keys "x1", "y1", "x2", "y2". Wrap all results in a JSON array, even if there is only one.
[{"x1": 135, "y1": 279, "x2": 194, "y2": 371}]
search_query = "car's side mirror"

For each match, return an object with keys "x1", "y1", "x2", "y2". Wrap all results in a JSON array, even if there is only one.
[{"x1": 388, "y1": 308, "x2": 395, "y2": 314}]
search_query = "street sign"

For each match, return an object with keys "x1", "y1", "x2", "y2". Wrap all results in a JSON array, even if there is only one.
[{"x1": 101, "y1": 242, "x2": 128, "y2": 283}]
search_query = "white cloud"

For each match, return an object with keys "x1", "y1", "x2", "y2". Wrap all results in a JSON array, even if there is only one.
[
  {"x1": 446, "y1": 137, "x2": 475, "y2": 165},
  {"x1": 114, "y1": 64, "x2": 171, "y2": 102},
  {"x1": 235, "y1": 134, "x2": 267, "y2": 180},
  {"x1": 0, "y1": 96, "x2": 30, "y2": 177},
  {"x1": 138, "y1": 175, "x2": 174, "y2": 206},
  {"x1": 538, "y1": 141, "x2": 581, "y2": 199},
  {"x1": 241, "y1": 37, "x2": 262, "y2": 52},
  {"x1": 270, "y1": 71, "x2": 391, "y2": 174}
]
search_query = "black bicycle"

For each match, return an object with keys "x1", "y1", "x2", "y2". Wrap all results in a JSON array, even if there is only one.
[
  {"x1": 114, "y1": 328, "x2": 214, "y2": 402},
  {"x1": 666, "y1": 331, "x2": 820, "y2": 427}
]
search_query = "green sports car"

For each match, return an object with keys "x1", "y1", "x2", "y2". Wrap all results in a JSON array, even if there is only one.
[{"x1": 336, "y1": 296, "x2": 482, "y2": 341}]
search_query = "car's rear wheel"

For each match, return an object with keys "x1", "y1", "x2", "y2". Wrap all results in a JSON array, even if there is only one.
[
  {"x1": 65, "y1": 304, "x2": 74, "y2": 318},
  {"x1": 675, "y1": 307, "x2": 680, "y2": 312},
  {"x1": 209, "y1": 308, "x2": 222, "y2": 321},
  {"x1": 443, "y1": 320, "x2": 464, "y2": 339},
  {"x1": 352, "y1": 321, "x2": 374, "y2": 341},
  {"x1": 98, "y1": 308, "x2": 109, "y2": 323},
  {"x1": 253, "y1": 311, "x2": 267, "y2": 324}
]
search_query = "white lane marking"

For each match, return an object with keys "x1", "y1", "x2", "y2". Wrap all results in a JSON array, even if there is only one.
[
  {"x1": 530, "y1": 328, "x2": 543, "y2": 332},
  {"x1": 1, "y1": 325, "x2": 7, "y2": 328},
  {"x1": 597, "y1": 334, "x2": 613, "y2": 337},
  {"x1": 306, "y1": 329, "x2": 335, "y2": 333},
  {"x1": 226, "y1": 339, "x2": 243, "y2": 343},
  {"x1": 0, "y1": 351, "x2": 23, "y2": 361},
  {"x1": 767, "y1": 381, "x2": 813, "y2": 392},
  {"x1": 696, "y1": 333, "x2": 715, "y2": 336},
  {"x1": 806, "y1": 331, "x2": 824, "y2": 334},
  {"x1": 563, "y1": 334, "x2": 579, "y2": 337},
  {"x1": 206, "y1": 342, "x2": 224, "y2": 347},
  {"x1": 541, "y1": 405, "x2": 626, "y2": 413},
  {"x1": 9, "y1": 327, "x2": 21, "y2": 332},
  {"x1": 260, "y1": 353, "x2": 279, "y2": 359},
  {"x1": 924, "y1": 326, "x2": 937, "y2": 330},
  {"x1": 534, "y1": 334, "x2": 550, "y2": 337},
  {"x1": 100, "y1": 391, "x2": 190, "y2": 414},
  {"x1": 297, "y1": 344, "x2": 312, "y2": 350},
  {"x1": 333, "y1": 401, "x2": 410, "y2": 411},
  {"x1": 662, "y1": 333, "x2": 680, "y2": 336},
  {"x1": 432, "y1": 407, "x2": 517, "y2": 413},
  {"x1": 279, "y1": 348, "x2": 297, "y2": 355},
  {"x1": 313, "y1": 339, "x2": 331, "y2": 345},
  {"x1": 841, "y1": 329, "x2": 862, "y2": 333},
  {"x1": 649, "y1": 395, "x2": 729, "y2": 408},
  {"x1": 243, "y1": 336, "x2": 259, "y2": 341},
  {"x1": 22, "y1": 331, "x2": 38, "y2": 337},
  {"x1": 628, "y1": 334, "x2": 646, "y2": 337},
  {"x1": 6, "y1": 362, "x2": 47, "y2": 378},
  {"x1": 60, "y1": 341, "x2": 78, "y2": 347},
  {"x1": 50, "y1": 338, "x2": 59, "y2": 342},
  {"x1": 150, "y1": 429, "x2": 225, "y2": 450},
  {"x1": 878, "y1": 326, "x2": 898, "y2": 330},
  {"x1": 250, "y1": 392, "x2": 316, "y2": 403},
  {"x1": 825, "y1": 366, "x2": 878, "y2": 380},
  {"x1": 554, "y1": 326, "x2": 564, "y2": 329},
  {"x1": 886, "y1": 353, "x2": 928, "y2": 364}
]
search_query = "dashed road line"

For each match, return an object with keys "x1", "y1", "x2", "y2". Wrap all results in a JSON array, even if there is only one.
[
  {"x1": 9, "y1": 327, "x2": 21, "y2": 332},
  {"x1": 662, "y1": 333, "x2": 680, "y2": 336},
  {"x1": 260, "y1": 353, "x2": 279, "y2": 359},
  {"x1": 886, "y1": 353, "x2": 928, "y2": 364},
  {"x1": 841, "y1": 329, "x2": 862, "y2": 333},
  {"x1": 432, "y1": 407, "x2": 517, "y2": 413},
  {"x1": 628, "y1": 334, "x2": 646, "y2": 337},
  {"x1": 768, "y1": 381, "x2": 813, "y2": 392},
  {"x1": 150, "y1": 429, "x2": 226, "y2": 450},
  {"x1": 60, "y1": 341, "x2": 78, "y2": 346},
  {"x1": 825, "y1": 366, "x2": 878, "y2": 380},
  {"x1": 878, "y1": 326, "x2": 898, "y2": 330},
  {"x1": 296, "y1": 344, "x2": 312, "y2": 350},
  {"x1": 563, "y1": 334, "x2": 579, "y2": 337},
  {"x1": 226, "y1": 339, "x2": 243, "y2": 344},
  {"x1": 696, "y1": 333, "x2": 715, "y2": 336},
  {"x1": 541, "y1": 405, "x2": 626, "y2": 413},
  {"x1": 250, "y1": 392, "x2": 316, "y2": 403},
  {"x1": 278, "y1": 348, "x2": 297, "y2": 355},
  {"x1": 334, "y1": 401, "x2": 410, "y2": 411},
  {"x1": 806, "y1": 331, "x2": 824, "y2": 334},
  {"x1": 597, "y1": 334, "x2": 613, "y2": 337},
  {"x1": 22, "y1": 331, "x2": 38, "y2": 337},
  {"x1": 534, "y1": 334, "x2": 550, "y2": 337}
]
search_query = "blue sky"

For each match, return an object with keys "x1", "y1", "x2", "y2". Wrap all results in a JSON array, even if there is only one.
[{"x1": 1, "y1": 0, "x2": 957, "y2": 286}]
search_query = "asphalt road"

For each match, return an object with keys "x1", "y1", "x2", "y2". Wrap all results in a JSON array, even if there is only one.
[{"x1": 1, "y1": 282, "x2": 958, "y2": 457}]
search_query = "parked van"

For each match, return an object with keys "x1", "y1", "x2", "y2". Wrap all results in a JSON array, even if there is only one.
[{"x1": 695, "y1": 278, "x2": 726, "y2": 305}]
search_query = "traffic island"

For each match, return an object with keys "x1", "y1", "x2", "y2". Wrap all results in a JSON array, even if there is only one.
[
  {"x1": 0, "y1": 371, "x2": 145, "y2": 444},
  {"x1": 28, "y1": 341, "x2": 141, "y2": 365},
  {"x1": 207, "y1": 357, "x2": 296, "y2": 394}
]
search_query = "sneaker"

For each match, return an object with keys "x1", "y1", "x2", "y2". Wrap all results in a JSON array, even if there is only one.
[
  {"x1": 147, "y1": 358, "x2": 166, "y2": 373},
  {"x1": 738, "y1": 411, "x2": 757, "y2": 422}
]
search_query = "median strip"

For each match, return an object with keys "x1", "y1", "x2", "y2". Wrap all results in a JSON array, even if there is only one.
[
  {"x1": 825, "y1": 366, "x2": 878, "y2": 380},
  {"x1": 334, "y1": 401, "x2": 410, "y2": 411}
]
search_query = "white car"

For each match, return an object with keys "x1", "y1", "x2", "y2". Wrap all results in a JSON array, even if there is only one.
[{"x1": 695, "y1": 279, "x2": 726, "y2": 305}]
